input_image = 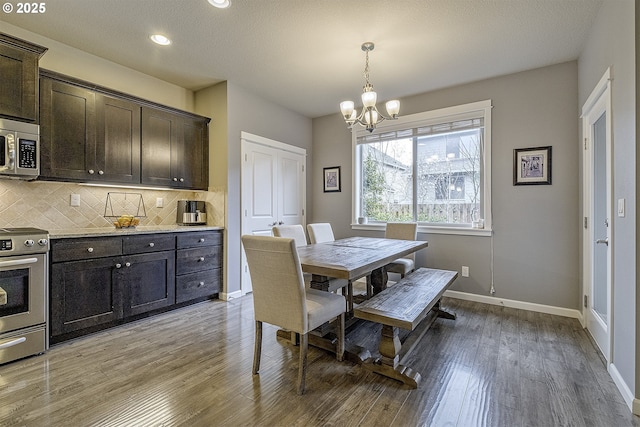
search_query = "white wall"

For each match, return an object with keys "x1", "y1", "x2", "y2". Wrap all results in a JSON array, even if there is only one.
[
  {"x1": 196, "y1": 82, "x2": 313, "y2": 298},
  {"x1": 578, "y1": 0, "x2": 637, "y2": 404},
  {"x1": 312, "y1": 61, "x2": 580, "y2": 309}
]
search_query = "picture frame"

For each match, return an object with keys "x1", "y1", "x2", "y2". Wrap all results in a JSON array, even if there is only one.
[
  {"x1": 513, "y1": 146, "x2": 552, "y2": 185},
  {"x1": 323, "y1": 166, "x2": 341, "y2": 192}
]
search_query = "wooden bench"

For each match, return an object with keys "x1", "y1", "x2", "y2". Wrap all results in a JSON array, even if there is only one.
[{"x1": 353, "y1": 267, "x2": 458, "y2": 387}]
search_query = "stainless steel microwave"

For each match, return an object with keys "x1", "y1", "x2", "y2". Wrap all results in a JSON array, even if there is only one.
[{"x1": 0, "y1": 118, "x2": 39, "y2": 180}]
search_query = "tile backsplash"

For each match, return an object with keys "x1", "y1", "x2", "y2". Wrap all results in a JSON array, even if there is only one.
[{"x1": 0, "y1": 180, "x2": 224, "y2": 231}]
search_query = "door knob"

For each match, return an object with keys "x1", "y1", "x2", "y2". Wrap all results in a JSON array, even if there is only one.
[
  {"x1": 278, "y1": 221, "x2": 284, "y2": 225},
  {"x1": 596, "y1": 238, "x2": 609, "y2": 246}
]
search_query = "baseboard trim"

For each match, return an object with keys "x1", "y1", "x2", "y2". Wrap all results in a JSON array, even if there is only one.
[
  {"x1": 609, "y1": 362, "x2": 636, "y2": 413},
  {"x1": 443, "y1": 290, "x2": 582, "y2": 319},
  {"x1": 220, "y1": 290, "x2": 242, "y2": 301}
]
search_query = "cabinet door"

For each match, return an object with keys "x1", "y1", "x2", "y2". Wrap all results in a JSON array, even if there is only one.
[
  {"x1": 0, "y1": 43, "x2": 40, "y2": 122},
  {"x1": 95, "y1": 94, "x2": 141, "y2": 184},
  {"x1": 141, "y1": 106, "x2": 177, "y2": 187},
  {"x1": 50, "y1": 257, "x2": 122, "y2": 338},
  {"x1": 40, "y1": 78, "x2": 97, "y2": 180},
  {"x1": 175, "y1": 116, "x2": 208, "y2": 190},
  {"x1": 122, "y1": 251, "x2": 175, "y2": 317}
]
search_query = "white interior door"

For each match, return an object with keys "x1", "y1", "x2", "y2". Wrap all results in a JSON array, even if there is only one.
[
  {"x1": 582, "y1": 69, "x2": 612, "y2": 361},
  {"x1": 241, "y1": 133, "x2": 306, "y2": 294}
]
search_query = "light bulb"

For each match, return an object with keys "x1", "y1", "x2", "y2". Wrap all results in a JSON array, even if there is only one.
[
  {"x1": 386, "y1": 100, "x2": 400, "y2": 117},
  {"x1": 340, "y1": 101, "x2": 355, "y2": 118},
  {"x1": 361, "y1": 91, "x2": 377, "y2": 108}
]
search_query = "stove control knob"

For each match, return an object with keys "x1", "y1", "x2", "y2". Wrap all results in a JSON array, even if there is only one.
[
  {"x1": 38, "y1": 239, "x2": 48, "y2": 246},
  {"x1": 24, "y1": 239, "x2": 35, "y2": 247}
]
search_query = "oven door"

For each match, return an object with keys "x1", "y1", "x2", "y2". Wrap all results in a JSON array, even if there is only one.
[{"x1": 0, "y1": 254, "x2": 46, "y2": 333}]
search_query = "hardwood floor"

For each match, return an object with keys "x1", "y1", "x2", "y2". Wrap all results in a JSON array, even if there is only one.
[{"x1": 1, "y1": 296, "x2": 638, "y2": 427}]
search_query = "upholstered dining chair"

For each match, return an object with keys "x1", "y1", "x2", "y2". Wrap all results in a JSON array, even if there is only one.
[
  {"x1": 385, "y1": 222, "x2": 418, "y2": 278},
  {"x1": 272, "y1": 224, "x2": 308, "y2": 247},
  {"x1": 306, "y1": 222, "x2": 353, "y2": 312},
  {"x1": 241, "y1": 235, "x2": 346, "y2": 395},
  {"x1": 307, "y1": 223, "x2": 335, "y2": 244}
]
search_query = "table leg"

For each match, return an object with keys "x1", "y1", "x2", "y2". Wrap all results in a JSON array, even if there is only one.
[{"x1": 369, "y1": 267, "x2": 388, "y2": 295}]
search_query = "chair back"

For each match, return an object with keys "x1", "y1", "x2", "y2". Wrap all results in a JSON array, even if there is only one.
[
  {"x1": 272, "y1": 224, "x2": 308, "y2": 247},
  {"x1": 241, "y1": 235, "x2": 307, "y2": 333},
  {"x1": 385, "y1": 222, "x2": 418, "y2": 260},
  {"x1": 307, "y1": 223, "x2": 335, "y2": 244}
]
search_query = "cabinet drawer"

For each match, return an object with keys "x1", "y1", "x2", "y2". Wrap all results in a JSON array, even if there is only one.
[
  {"x1": 176, "y1": 269, "x2": 221, "y2": 303},
  {"x1": 176, "y1": 231, "x2": 221, "y2": 249},
  {"x1": 123, "y1": 234, "x2": 175, "y2": 255},
  {"x1": 176, "y1": 246, "x2": 222, "y2": 275},
  {"x1": 52, "y1": 237, "x2": 122, "y2": 262}
]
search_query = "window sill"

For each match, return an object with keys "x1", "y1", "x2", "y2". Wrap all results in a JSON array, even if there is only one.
[{"x1": 351, "y1": 223, "x2": 492, "y2": 237}]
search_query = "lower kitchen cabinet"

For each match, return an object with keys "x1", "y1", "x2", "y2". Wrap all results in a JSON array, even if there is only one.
[{"x1": 50, "y1": 229, "x2": 222, "y2": 343}]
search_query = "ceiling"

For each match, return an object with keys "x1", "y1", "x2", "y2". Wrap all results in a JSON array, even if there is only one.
[{"x1": 1, "y1": 0, "x2": 603, "y2": 118}]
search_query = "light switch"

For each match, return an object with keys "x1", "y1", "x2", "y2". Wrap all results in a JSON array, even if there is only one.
[
  {"x1": 70, "y1": 193, "x2": 81, "y2": 207},
  {"x1": 618, "y1": 198, "x2": 625, "y2": 217}
]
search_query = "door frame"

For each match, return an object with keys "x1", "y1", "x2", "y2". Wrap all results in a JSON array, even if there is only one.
[
  {"x1": 240, "y1": 131, "x2": 306, "y2": 295},
  {"x1": 581, "y1": 68, "x2": 613, "y2": 362}
]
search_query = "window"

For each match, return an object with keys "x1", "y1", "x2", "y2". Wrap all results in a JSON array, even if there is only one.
[{"x1": 354, "y1": 100, "x2": 492, "y2": 231}]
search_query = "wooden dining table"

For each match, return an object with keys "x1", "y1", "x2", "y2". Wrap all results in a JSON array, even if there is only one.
[
  {"x1": 296, "y1": 236, "x2": 428, "y2": 295},
  {"x1": 291, "y1": 236, "x2": 429, "y2": 364}
]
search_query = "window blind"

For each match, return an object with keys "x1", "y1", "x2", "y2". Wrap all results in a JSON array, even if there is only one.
[{"x1": 357, "y1": 117, "x2": 484, "y2": 145}]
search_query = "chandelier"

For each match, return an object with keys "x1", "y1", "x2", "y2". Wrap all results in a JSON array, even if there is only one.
[{"x1": 340, "y1": 42, "x2": 400, "y2": 133}]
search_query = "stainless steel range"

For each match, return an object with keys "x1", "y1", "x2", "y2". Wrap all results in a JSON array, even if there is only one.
[{"x1": 0, "y1": 227, "x2": 49, "y2": 364}]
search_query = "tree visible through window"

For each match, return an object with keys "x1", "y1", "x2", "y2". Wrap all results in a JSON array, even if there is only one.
[{"x1": 355, "y1": 100, "x2": 491, "y2": 228}]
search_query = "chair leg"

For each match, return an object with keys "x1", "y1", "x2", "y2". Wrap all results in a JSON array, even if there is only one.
[
  {"x1": 297, "y1": 333, "x2": 309, "y2": 395},
  {"x1": 253, "y1": 320, "x2": 262, "y2": 375},
  {"x1": 336, "y1": 313, "x2": 345, "y2": 362}
]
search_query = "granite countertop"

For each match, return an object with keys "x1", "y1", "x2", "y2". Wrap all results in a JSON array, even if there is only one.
[{"x1": 49, "y1": 225, "x2": 224, "y2": 239}]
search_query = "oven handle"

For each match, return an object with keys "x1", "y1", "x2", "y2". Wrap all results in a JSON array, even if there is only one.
[
  {"x1": 0, "y1": 257, "x2": 39, "y2": 268},
  {"x1": 0, "y1": 337, "x2": 26, "y2": 350}
]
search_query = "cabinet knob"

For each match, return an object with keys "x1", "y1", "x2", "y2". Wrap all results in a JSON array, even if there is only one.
[
  {"x1": 87, "y1": 247, "x2": 94, "y2": 253},
  {"x1": 125, "y1": 262, "x2": 131, "y2": 267},
  {"x1": 198, "y1": 257, "x2": 205, "y2": 262},
  {"x1": 149, "y1": 242, "x2": 155, "y2": 247},
  {"x1": 173, "y1": 177, "x2": 178, "y2": 181},
  {"x1": 98, "y1": 170, "x2": 104, "y2": 175},
  {"x1": 88, "y1": 169, "x2": 95, "y2": 174},
  {"x1": 198, "y1": 281, "x2": 205, "y2": 287},
  {"x1": 199, "y1": 238, "x2": 205, "y2": 243},
  {"x1": 115, "y1": 263, "x2": 122, "y2": 269},
  {"x1": 179, "y1": 178, "x2": 184, "y2": 182}
]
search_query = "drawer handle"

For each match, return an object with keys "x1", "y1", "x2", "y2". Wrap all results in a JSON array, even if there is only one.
[
  {"x1": 115, "y1": 263, "x2": 122, "y2": 269},
  {"x1": 0, "y1": 337, "x2": 26, "y2": 350},
  {"x1": 87, "y1": 247, "x2": 94, "y2": 253},
  {"x1": 198, "y1": 281, "x2": 205, "y2": 287},
  {"x1": 198, "y1": 257, "x2": 205, "y2": 262},
  {"x1": 199, "y1": 238, "x2": 205, "y2": 243},
  {"x1": 125, "y1": 262, "x2": 131, "y2": 267},
  {"x1": 149, "y1": 242, "x2": 155, "y2": 247}
]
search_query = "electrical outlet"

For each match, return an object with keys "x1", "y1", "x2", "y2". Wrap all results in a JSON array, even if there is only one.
[
  {"x1": 156, "y1": 197, "x2": 164, "y2": 208},
  {"x1": 70, "y1": 193, "x2": 81, "y2": 207},
  {"x1": 461, "y1": 266, "x2": 469, "y2": 277}
]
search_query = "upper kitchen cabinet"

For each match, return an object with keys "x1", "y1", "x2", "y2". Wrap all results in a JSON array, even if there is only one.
[
  {"x1": 0, "y1": 33, "x2": 47, "y2": 122},
  {"x1": 40, "y1": 72, "x2": 141, "y2": 184},
  {"x1": 39, "y1": 71, "x2": 209, "y2": 189},
  {"x1": 141, "y1": 107, "x2": 209, "y2": 190}
]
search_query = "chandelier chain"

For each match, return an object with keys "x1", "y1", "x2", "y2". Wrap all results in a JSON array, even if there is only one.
[{"x1": 363, "y1": 50, "x2": 371, "y2": 87}]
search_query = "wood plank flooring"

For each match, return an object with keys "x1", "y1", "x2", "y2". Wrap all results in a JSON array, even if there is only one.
[{"x1": 1, "y1": 296, "x2": 639, "y2": 426}]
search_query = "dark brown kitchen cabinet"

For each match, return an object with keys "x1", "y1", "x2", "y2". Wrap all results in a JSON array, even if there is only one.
[
  {"x1": 50, "y1": 230, "x2": 222, "y2": 343},
  {"x1": 175, "y1": 230, "x2": 222, "y2": 303},
  {"x1": 141, "y1": 107, "x2": 209, "y2": 190},
  {"x1": 39, "y1": 73, "x2": 141, "y2": 184},
  {"x1": 50, "y1": 235, "x2": 175, "y2": 342},
  {"x1": 0, "y1": 33, "x2": 47, "y2": 122}
]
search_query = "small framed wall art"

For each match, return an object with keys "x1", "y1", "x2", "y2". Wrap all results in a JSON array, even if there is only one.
[
  {"x1": 323, "y1": 166, "x2": 341, "y2": 192},
  {"x1": 513, "y1": 146, "x2": 552, "y2": 185}
]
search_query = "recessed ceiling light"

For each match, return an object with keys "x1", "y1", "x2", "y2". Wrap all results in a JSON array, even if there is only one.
[
  {"x1": 208, "y1": 0, "x2": 230, "y2": 9},
  {"x1": 150, "y1": 34, "x2": 171, "y2": 45}
]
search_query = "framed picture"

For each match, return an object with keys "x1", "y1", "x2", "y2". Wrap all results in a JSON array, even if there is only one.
[
  {"x1": 323, "y1": 166, "x2": 341, "y2": 192},
  {"x1": 514, "y1": 146, "x2": 552, "y2": 185}
]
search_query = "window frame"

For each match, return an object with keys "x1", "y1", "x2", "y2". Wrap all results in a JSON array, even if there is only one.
[{"x1": 352, "y1": 99, "x2": 492, "y2": 236}]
